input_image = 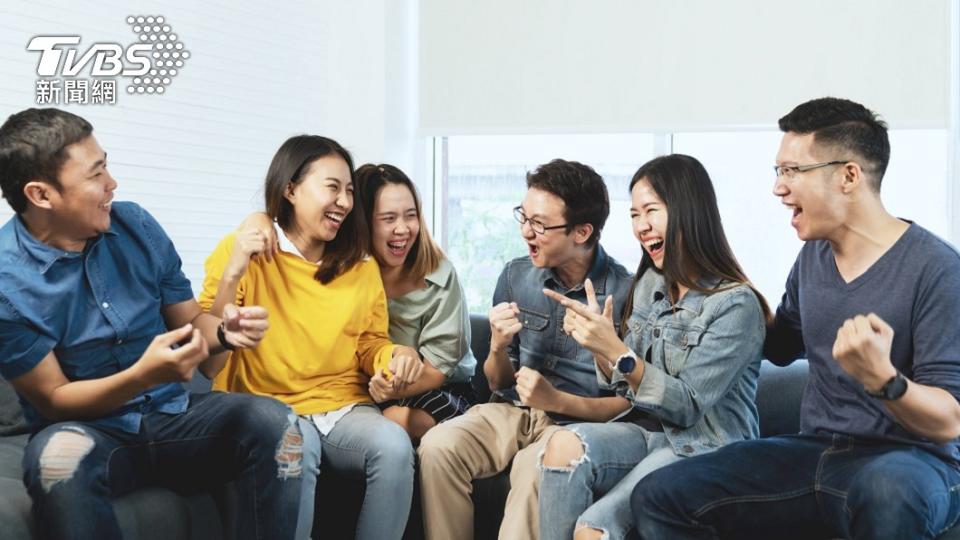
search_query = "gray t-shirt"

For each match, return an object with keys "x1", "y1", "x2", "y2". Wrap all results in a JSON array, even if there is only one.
[{"x1": 765, "y1": 222, "x2": 960, "y2": 465}]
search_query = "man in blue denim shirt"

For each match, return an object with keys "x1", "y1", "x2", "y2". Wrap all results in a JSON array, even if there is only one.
[
  {"x1": 0, "y1": 108, "x2": 303, "y2": 540},
  {"x1": 419, "y1": 159, "x2": 633, "y2": 540},
  {"x1": 632, "y1": 99, "x2": 960, "y2": 540}
]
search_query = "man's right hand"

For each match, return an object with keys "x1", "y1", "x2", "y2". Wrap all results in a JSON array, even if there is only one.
[
  {"x1": 489, "y1": 301, "x2": 522, "y2": 352},
  {"x1": 134, "y1": 324, "x2": 209, "y2": 386}
]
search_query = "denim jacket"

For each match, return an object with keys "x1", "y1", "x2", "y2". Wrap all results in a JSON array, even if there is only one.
[
  {"x1": 492, "y1": 245, "x2": 633, "y2": 422},
  {"x1": 603, "y1": 268, "x2": 765, "y2": 456}
]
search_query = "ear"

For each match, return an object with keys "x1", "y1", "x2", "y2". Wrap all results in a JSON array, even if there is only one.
[
  {"x1": 572, "y1": 223, "x2": 594, "y2": 246},
  {"x1": 22, "y1": 180, "x2": 57, "y2": 210},
  {"x1": 283, "y1": 181, "x2": 297, "y2": 205},
  {"x1": 839, "y1": 162, "x2": 864, "y2": 195}
]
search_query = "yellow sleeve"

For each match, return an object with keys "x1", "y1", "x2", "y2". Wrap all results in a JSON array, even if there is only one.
[
  {"x1": 198, "y1": 233, "x2": 245, "y2": 312},
  {"x1": 356, "y1": 262, "x2": 396, "y2": 377}
]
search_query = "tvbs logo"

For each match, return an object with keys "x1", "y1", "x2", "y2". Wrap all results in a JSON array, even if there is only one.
[
  {"x1": 28, "y1": 36, "x2": 152, "y2": 77},
  {"x1": 28, "y1": 16, "x2": 189, "y2": 104}
]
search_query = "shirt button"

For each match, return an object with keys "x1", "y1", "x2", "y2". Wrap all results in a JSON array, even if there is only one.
[
  {"x1": 682, "y1": 444, "x2": 694, "y2": 454},
  {"x1": 653, "y1": 328, "x2": 661, "y2": 338},
  {"x1": 102, "y1": 302, "x2": 110, "y2": 309}
]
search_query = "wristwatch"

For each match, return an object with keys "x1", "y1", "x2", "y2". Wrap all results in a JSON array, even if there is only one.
[
  {"x1": 865, "y1": 371, "x2": 908, "y2": 400},
  {"x1": 611, "y1": 350, "x2": 638, "y2": 376},
  {"x1": 217, "y1": 322, "x2": 236, "y2": 351}
]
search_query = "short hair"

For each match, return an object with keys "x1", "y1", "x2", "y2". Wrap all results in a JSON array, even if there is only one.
[
  {"x1": 355, "y1": 163, "x2": 445, "y2": 283},
  {"x1": 0, "y1": 108, "x2": 93, "y2": 213},
  {"x1": 525, "y1": 159, "x2": 610, "y2": 247},
  {"x1": 778, "y1": 97, "x2": 890, "y2": 191}
]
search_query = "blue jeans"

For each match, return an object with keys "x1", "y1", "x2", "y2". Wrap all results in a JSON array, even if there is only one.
[
  {"x1": 632, "y1": 434, "x2": 960, "y2": 540},
  {"x1": 539, "y1": 423, "x2": 681, "y2": 540},
  {"x1": 297, "y1": 404, "x2": 415, "y2": 540},
  {"x1": 22, "y1": 391, "x2": 303, "y2": 540}
]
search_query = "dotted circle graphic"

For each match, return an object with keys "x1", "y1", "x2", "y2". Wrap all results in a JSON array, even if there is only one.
[{"x1": 125, "y1": 15, "x2": 189, "y2": 95}]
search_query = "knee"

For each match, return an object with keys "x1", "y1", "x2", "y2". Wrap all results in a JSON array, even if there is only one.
[
  {"x1": 847, "y1": 460, "x2": 926, "y2": 517},
  {"x1": 32, "y1": 426, "x2": 96, "y2": 493},
  {"x1": 418, "y1": 422, "x2": 458, "y2": 461},
  {"x1": 274, "y1": 414, "x2": 311, "y2": 480},
  {"x1": 368, "y1": 418, "x2": 415, "y2": 467},
  {"x1": 541, "y1": 429, "x2": 586, "y2": 469},
  {"x1": 573, "y1": 525, "x2": 605, "y2": 540},
  {"x1": 630, "y1": 467, "x2": 676, "y2": 524}
]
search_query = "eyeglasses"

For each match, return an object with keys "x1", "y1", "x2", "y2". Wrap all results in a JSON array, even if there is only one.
[
  {"x1": 513, "y1": 206, "x2": 568, "y2": 235},
  {"x1": 774, "y1": 160, "x2": 850, "y2": 179}
]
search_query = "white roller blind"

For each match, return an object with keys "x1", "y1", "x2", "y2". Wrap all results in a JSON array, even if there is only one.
[
  {"x1": 419, "y1": 0, "x2": 952, "y2": 134},
  {"x1": 0, "y1": 1, "x2": 332, "y2": 293}
]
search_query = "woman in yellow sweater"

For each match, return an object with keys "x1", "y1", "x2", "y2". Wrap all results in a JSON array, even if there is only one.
[{"x1": 198, "y1": 135, "x2": 422, "y2": 540}]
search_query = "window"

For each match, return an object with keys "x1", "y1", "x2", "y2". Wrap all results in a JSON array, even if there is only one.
[
  {"x1": 439, "y1": 134, "x2": 655, "y2": 312},
  {"x1": 436, "y1": 129, "x2": 951, "y2": 312}
]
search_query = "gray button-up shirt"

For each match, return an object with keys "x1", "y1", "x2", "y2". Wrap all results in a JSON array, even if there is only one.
[{"x1": 493, "y1": 244, "x2": 633, "y2": 422}]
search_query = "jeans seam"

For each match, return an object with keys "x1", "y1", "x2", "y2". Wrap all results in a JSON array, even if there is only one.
[{"x1": 693, "y1": 486, "x2": 816, "y2": 517}]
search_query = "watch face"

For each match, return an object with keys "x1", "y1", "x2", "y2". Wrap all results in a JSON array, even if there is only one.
[
  {"x1": 617, "y1": 354, "x2": 637, "y2": 375},
  {"x1": 887, "y1": 373, "x2": 908, "y2": 399}
]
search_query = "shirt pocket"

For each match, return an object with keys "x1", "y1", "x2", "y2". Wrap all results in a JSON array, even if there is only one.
[
  {"x1": 516, "y1": 308, "x2": 549, "y2": 370},
  {"x1": 661, "y1": 326, "x2": 705, "y2": 376}
]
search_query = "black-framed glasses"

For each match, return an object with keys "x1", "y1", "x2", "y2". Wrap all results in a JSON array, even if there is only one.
[
  {"x1": 774, "y1": 160, "x2": 850, "y2": 178},
  {"x1": 513, "y1": 206, "x2": 568, "y2": 235}
]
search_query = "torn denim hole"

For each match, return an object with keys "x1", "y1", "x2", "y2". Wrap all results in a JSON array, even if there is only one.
[
  {"x1": 538, "y1": 429, "x2": 590, "y2": 472},
  {"x1": 39, "y1": 427, "x2": 95, "y2": 492},
  {"x1": 575, "y1": 522, "x2": 611, "y2": 540},
  {"x1": 275, "y1": 414, "x2": 303, "y2": 480}
]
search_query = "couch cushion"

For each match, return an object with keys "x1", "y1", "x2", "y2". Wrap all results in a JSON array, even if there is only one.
[
  {"x1": 0, "y1": 378, "x2": 28, "y2": 437},
  {"x1": 756, "y1": 360, "x2": 808, "y2": 438}
]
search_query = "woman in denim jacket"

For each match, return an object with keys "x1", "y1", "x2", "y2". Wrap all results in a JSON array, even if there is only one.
[{"x1": 541, "y1": 154, "x2": 771, "y2": 540}]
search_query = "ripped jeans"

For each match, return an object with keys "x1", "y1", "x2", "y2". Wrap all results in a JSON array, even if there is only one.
[
  {"x1": 22, "y1": 391, "x2": 303, "y2": 540},
  {"x1": 539, "y1": 422, "x2": 682, "y2": 540}
]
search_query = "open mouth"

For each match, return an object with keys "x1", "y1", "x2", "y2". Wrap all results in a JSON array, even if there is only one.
[
  {"x1": 787, "y1": 204, "x2": 803, "y2": 227},
  {"x1": 528, "y1": 243, "x2": 540, "y2": 258},
  {"x1": 644, "y1": 238, "x2": 664, "y2": 258},
  {"x1": 387, "y1": 240, "x2": 408, "y2": 257},
  {"x1": 99, "y1": 200, "x2": 112, "y2": 212},
  {"x1": 324, "y1": 211, "x2": 345, "y2": 228}
]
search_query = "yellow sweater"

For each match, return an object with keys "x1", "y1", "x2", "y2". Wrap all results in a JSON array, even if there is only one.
[{"x1": 199, "y1": 233, "x2": 395, "y2": 415}]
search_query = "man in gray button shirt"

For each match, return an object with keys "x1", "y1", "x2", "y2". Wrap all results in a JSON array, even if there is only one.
[{"x1": 418, "y1": 159, "x2": 633, "y2": 540}]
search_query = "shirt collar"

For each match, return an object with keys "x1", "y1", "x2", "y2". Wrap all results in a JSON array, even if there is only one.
[
  {"x1": 542, "y1": 244, "x2": 611, "y2": 294},
  {"x1": 275, "y1": 222, "x2": 319, "y2": 265},
  {"x1": 651, "y1": 272, "x2": 724, "y2": 314},
  {"x1": 13, "y1": 215, "x2": 117, "y2": 274},
  {"x1": 424, "y1": 258, "x2": 452, "y2": 287}
]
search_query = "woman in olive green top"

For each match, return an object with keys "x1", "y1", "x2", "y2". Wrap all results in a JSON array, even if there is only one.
[{"x1": 354, "y1": 164, "x2": 476, "y2": 443}]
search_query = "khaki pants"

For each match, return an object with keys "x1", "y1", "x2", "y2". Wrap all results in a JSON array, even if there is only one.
[{"x1": 418, "y1": 402, "x2": 562, "y2": 540}]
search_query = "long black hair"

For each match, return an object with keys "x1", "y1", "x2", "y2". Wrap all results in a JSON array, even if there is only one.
[{"x1": 620, "y1": 154, "x2": 771, "y2": 331}]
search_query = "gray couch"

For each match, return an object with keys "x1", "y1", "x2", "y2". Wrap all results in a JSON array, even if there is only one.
[{"x1": 3, "y1": 314, "x2": 959, "y2": 539}]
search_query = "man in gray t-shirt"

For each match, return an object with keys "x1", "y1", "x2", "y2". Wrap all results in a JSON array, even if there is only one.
[{"x1": 632, "y1": 97, "x2": 960, "y2": 540}]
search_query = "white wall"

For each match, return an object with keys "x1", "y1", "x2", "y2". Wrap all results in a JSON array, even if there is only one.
[{"x1": 0, "y1": 0, "x2": 396, "y2": 293}]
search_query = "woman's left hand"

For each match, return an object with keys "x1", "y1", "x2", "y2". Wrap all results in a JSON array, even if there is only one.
[{"x1": 543, "y1": 278, "x2": 627, "y2": 364}]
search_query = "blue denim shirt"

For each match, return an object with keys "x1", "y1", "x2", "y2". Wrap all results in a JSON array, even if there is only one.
[
  {"x1": 604, "y1": 268, "x2": 765, "y2": 457},
  {"x1": 492, "y1": 244, "x2": 633, "y2": 422},
  {"x1": 0, "y1": 202, "x2": 194, "y2": 433}
]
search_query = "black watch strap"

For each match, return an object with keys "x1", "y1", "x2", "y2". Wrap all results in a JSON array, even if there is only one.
[
  {"x1": 217, "y1": 322, "x2": 236, "y2": 351},
  {"x1": 865, "y1": 371, "x2": 907, "y2": 400}
]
